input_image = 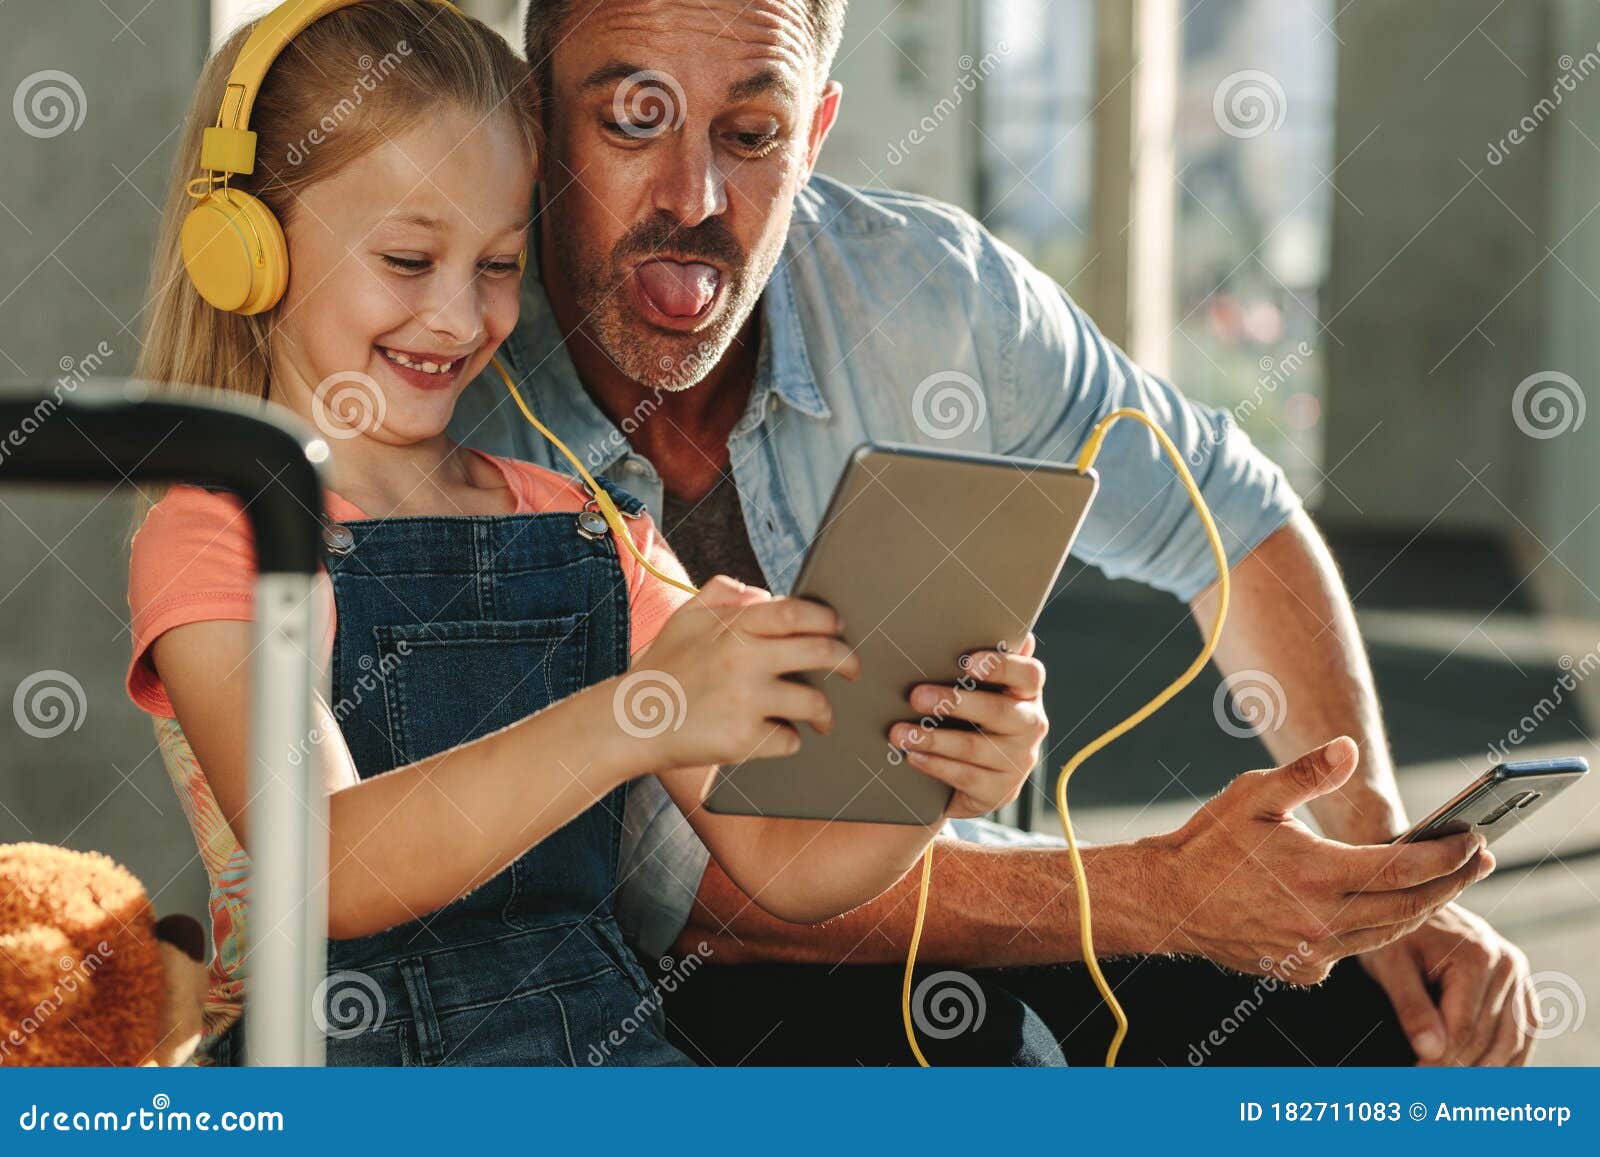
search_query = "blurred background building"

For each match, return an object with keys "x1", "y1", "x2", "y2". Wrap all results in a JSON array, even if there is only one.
[{"x1": 4, "y1": 0, "x2": 1599, "y2": 1061}]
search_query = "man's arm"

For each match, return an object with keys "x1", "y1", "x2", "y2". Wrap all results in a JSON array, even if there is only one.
[
  {"x1": 677, "y1": 734, "x2": 1489, "y2": 977},
  {"x1": 1188, "y1": 507, "x2": 1405, "y2": 842},
  {"x1": 677, "y1": 838, "x2": 1163, "y2": 967},
  {"x1": 1188, "y1": 507, "x2": 1537, "y2": 1066}
]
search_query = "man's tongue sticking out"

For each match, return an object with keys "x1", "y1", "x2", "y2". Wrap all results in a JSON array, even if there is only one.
[{"x1": 634, "y1": 259, "x2": 719, "y2": 319}]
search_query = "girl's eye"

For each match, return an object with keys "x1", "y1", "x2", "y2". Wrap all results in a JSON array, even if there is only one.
[{"x1": 382, "y1": 255, "x2": 522, "y2": 277}]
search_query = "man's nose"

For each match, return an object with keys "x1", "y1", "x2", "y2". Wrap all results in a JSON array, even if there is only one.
[{"x1": 649, "y1": 131, "x2": 729, "y2": 229}]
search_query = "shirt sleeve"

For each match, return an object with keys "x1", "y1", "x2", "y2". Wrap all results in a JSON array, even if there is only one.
[
  {"x1": 125, "y1": 486, "x2": 261, "y2": 717},
  {"x1": 984, "y1": 234, "x2": 1304, "y2": 603}
]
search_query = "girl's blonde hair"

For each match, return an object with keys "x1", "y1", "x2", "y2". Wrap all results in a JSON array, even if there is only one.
[{"x1": 134, "y1": 0, "x2": 536, "y2": 407}]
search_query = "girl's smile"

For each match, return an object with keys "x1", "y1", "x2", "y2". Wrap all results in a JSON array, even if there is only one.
[{"x1": 375, "y1": 344, "x2": 472, "y2": 392}]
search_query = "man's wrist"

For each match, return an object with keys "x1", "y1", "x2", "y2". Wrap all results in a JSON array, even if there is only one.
[
  {"x1": 1310, "y1": 792, "x2": 1410, "y2": 845},
  {"x1": 1066, "y1": 835, "x2": 1181, "y2": 958}
]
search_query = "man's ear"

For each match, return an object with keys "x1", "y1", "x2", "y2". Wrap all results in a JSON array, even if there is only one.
[{"x1": 803, "y1": 80, "x2": 844, "y2": 177}]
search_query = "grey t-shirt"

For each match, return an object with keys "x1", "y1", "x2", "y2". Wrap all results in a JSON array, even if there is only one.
[{"x1": 657, "y1": 473, "x2": 767, "y2": 590}]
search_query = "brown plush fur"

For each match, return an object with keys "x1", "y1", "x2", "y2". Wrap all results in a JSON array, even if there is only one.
[{"x1": 0, "y1": 843, "x2": 166, "y2": 1066}]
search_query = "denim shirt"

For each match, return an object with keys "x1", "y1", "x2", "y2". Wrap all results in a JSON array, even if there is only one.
[{"x1": 448, "y1": 175, "x2": 1302, "y2": 956}]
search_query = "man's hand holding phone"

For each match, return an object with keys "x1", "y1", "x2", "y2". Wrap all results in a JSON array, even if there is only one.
[{"x1": 1142, "y1": 737, "x2": 1495, "y2": 983}]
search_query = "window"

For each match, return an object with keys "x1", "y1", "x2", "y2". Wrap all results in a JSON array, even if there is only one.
[{"x1": 1172, "y1": 0, "x2": 1338, "y2": 491}]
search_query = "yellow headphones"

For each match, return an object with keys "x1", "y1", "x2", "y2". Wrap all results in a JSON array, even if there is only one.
[{"x1": 180, "y1": 0, "x2": 521, "y2": 315}]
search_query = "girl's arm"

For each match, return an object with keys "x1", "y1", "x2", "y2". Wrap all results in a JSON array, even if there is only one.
[
  {"x1": 637, "y1": 581, "x2": 1049, "y2": 923},
  {"x1": 156, "y1": 577, "x2": 1042, "y2": 937},
  {"x1": 155, "y1": 620, "x2": 657, "y2": 939}
]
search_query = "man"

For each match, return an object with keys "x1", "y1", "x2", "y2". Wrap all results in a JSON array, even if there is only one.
[{"x1": 450, "y1": 0, "x2": 1535, "y2": 1065}]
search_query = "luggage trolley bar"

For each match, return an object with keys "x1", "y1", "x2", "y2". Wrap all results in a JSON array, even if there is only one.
[{"x1": 0, "y1": 379, "x2": 330, "y2": 1066}]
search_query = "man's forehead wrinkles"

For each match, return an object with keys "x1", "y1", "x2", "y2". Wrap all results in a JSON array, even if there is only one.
[{"x1": 561, "y1": 0, "x2": 814, "y2": 75}]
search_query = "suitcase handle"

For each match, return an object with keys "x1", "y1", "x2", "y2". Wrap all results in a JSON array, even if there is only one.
[
  {"x1": 0, "y1": 380, "x2": 324, "y2": 574},
  {"x1": 1, "y1": 378, "x2": 329, "y2": 1065}
]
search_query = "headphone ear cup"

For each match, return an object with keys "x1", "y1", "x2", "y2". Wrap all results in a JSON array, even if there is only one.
[{"x1": 181, "y1": 188, "x2": 289, "y2": 316}]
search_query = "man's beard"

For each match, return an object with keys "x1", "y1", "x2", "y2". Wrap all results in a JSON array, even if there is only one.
[{"x1": 548, "y1": 203, "x2": 779, "y2": 393}]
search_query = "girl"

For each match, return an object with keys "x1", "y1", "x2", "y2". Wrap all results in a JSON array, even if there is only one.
[{"x1": 126, "y1": 1, "x2": 1046, "y2": 1066}]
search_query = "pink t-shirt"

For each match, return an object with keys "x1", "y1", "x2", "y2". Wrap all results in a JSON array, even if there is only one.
[
  {"x1": 127, "y1": 448, "x2": 690, "y2": 714},
  {"x1": 124, "y1": 448, "x2": 692, "y2": 1061}
]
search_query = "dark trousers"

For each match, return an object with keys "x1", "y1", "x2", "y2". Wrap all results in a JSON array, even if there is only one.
[{"x1": 659, "y1": 955, "x2": 1416, "y2": 1066}]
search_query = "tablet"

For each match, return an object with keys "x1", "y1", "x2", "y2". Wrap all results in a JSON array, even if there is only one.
[{"x1": 704, "y1": 442, "x2": 1099, "y2": 825}]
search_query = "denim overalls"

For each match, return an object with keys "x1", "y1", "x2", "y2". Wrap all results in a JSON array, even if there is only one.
[{"x1": 217, "y1": 481, "x2": 690, "y2": 1066}]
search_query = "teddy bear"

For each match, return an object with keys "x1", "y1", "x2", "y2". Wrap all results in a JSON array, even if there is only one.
[{"x1": 0, "y1": 842, "x2": 207, "y2": 1066}]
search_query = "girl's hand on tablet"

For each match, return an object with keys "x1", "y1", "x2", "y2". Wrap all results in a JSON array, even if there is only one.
[
  {"x1": 890, "y1": 633, "x2": 1050, "y2": 819},
  {"x1": 626, "y1": 575, "x2": 860, "y2": 771}
]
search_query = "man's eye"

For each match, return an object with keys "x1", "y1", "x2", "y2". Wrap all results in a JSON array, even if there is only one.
[
  {"x1": 382, "y1": 255, "x2": 430, "y2": 272},
  {"x1": 730, "y1": 130, "x2": 781, "y2": 157},
  {"x1": 602, "y1": 117, "x2": 666, "y2": 141}
]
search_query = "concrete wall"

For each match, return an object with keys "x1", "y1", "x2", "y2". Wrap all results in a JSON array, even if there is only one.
[
  {"x1": 1323, "y1": 0, "x2": 1553, "y2": 534},
  {"x1": 0, "y1": 1, "x2": 211, "y2": 915},
  {"x1": 816, "y1": 0, "x2": 980, "y2": 205},
  {"x1": 1533, "y1": 0, "x2": 1600, "y2": 620}
]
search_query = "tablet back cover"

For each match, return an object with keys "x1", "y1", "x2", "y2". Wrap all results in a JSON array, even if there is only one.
[{"x1": 704, "y1": 442, "x2": 1098, "y2": 825}]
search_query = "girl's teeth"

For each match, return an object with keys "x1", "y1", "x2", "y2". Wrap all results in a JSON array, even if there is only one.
[{"x1": 381, "y1": 348, "x2": 457, "y2": 374}]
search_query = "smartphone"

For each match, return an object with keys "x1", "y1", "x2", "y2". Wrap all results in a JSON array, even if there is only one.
[{"x1": 1392, "y1": 756, "x2": 1589, "y2": 844}]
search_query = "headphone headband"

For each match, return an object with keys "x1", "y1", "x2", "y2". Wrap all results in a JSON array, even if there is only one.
[{"x1": 201, "y1": 0, "x2": 461, "y2": 177}]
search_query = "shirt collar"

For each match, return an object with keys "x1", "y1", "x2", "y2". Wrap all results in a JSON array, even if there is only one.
[{"x1": 759, "y1": 258, "x2": 830, "y2": 420}]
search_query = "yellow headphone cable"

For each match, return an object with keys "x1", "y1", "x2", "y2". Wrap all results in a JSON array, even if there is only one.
[{"x1": 492, "y1": 356, "x2": 1232, "y2": 1069}]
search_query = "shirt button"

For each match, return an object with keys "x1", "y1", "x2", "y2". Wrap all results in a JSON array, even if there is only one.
[
  {"x1": 768, "y1": 395, "x2": 779, "y2": 413},
  {"x1": 625, "y1": 458, "x2": 646, "y2": 474}
]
